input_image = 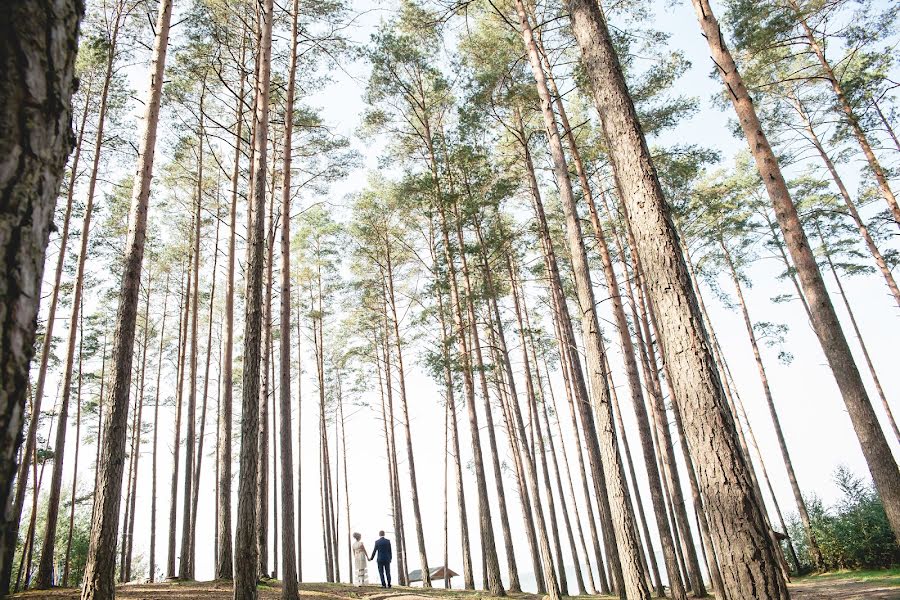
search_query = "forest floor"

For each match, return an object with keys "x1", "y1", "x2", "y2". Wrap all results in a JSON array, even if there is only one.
[{"x1": 10, "y1": 570, "x2": 900, "y2": 599}]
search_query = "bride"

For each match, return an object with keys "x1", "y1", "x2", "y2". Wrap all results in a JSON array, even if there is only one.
[{"x1": 352, "y1": 532, "x2": 368, "y2": 585}]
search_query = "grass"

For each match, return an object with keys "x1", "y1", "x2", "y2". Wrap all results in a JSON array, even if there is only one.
[{"x1": 793, "y1": 567, "x2": 900, "y2": 585}]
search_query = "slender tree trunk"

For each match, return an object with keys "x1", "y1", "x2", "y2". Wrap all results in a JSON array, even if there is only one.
[
  {"x1": 689, "y1": 0, "x2": 900, "y2": 543},
  {"x1": 514, "y1": 5, "x2": 649, "y2": 596},
  {"x1": 81, "y1": 1, "x2": 173, "y2": 596},
  {"x1": 787, "y1": 0, "x2": 900, "y2": 226},
  {"x1": 125, "y1": 274, "x2": 153, "y2": 580},
  {"x1": 427, "y1": 129, "x2": 504, "y2": 597},
  {"x1": 119, "y1": 354, "x2": 139, "y2": 582},
  {"x1": 277, "y1": 1, "x2": 299, "y2": 594},
  {"x1": 521, "y1": 133, "x2": 612, "y2": 595},
  {"x1": 383, "y1": 251, "x2": 431, "y2": 587},
  {"x1": 433, "y1": 271, "x2": 475, "y2": 589},
  {"x1": 721, "y1": 241, "x2": 823, "y2": 567},
  {"x1": 217, "y1": 27, "x2": 247, "y2": 585},
  {"x1": 169, "y1": 248, "x2": 192, "y2": 578},
  {"x1": 0, "y1": 3, "x2": 81, "y2": 592},
  {"x1": 190, "y1": 211, "x2": 220, "y2": 560},
  {"x1": 566, "y1": 1, "x2": 793, "y2": 596},
  {"x1": 10, "y1": 77, "x2": 92, "y2": 589},
  {"x1": 449, "y1": 201, "x2": 521, "y2": 592},
  {"x1": 150, "y1": 277, "x2": 170, "y2": 582},
  {"x1": 873, "y1": 99, "x2": 900, "y2": 153},
  {"x1": 180, "y1": 89, "x2": 206, "y2": 580},
  {"x1": 258, "y1": 183, "x2": 275, "y2": 580},
  {"x1": 296, "y1": 303, "x2": 303, "y2": 582},
  {"x1": 234, "y1": 0, "x2": 274, "y2": 594},
  {"x1": 62, "y1": 304, "x2": 85, "y2": 587},
  {"x1": 34, "y1": 12, "x2": 125, "y2": 583},
  {"x1": 814, "y1": 224, "x2": 899, "y2": 442}
]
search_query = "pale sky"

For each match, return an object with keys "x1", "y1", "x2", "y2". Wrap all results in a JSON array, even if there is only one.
[{"x1": 30, "y1": 0, "x2": 899, "y2": 592}]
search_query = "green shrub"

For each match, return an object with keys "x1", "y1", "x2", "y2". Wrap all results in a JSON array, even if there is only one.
[{"x1": 784, "y1": 466, "x2": 899, "y2": 572}]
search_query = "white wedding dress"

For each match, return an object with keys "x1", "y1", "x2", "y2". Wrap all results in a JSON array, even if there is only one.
[{"x1": 353, "y1": 540, "x2": 368, "y2": 585}]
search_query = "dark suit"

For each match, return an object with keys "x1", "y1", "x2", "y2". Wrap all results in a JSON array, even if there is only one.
[{"x1": 369, "y1": 536, "x2": 392, "y2": 587}]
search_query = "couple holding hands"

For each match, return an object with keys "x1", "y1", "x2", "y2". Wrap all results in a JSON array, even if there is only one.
[{"x1": 352, "y1": 531, "x2": 392, "y2": 588}]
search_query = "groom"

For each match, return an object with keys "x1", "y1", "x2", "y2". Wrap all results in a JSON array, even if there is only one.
[{"x1": 369, "y1": 530, "x2": 392, "y2": 588}]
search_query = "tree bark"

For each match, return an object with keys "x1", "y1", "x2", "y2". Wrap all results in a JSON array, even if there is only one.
[
  {"x1": 217, "y1": 31, "x2": 246, "y2": 583},
  {"x1": 277, "y1": 0, "x2": 300, "y2": 594},
  {"x1": 233, "y1": 0, "x2": 273, "y2": 594},
  {"x1": 180, "y1": 87, "x2": 207, "y2": 580},
  {"x1": 62, "y1": 303, "x2": 85, "y2": 587},
  {"x1": 81, "y1": 0, "x2": 173, "y2": 596},
  {"x1": 514, "y1": 5, "x2": 650, "y2": 597},
  {"x1": 150, "y1": 276, "x2": 170, "y2": 582},
  {"x1": 169, "y1": 246, "x2": 193, "y2": 578},
  {"x1": 688, "y1": 0, "x2": 900, "y2": 544},
  {"x1": 565, "y1": 1, "x2": 793, "y2": 596},
  {"x1": 0, "y1": 2, "x2": 81, "y2": 591}
]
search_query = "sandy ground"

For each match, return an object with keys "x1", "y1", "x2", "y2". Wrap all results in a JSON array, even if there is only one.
[{"x1": 9, "y1": 577, "x2": 900, "y2": 599}]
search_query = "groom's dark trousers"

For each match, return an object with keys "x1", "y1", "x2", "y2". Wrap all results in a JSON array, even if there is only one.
[{"x1": 377, "y1": 561, "x2": 391, "y2": 587}]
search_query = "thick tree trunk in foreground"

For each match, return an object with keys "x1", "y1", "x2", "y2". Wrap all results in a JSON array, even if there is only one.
[
  {"x1": 81, "y1": 1, "x2": 173, "y2": 597},
  {"x1": 0, "y1": 5, "x2": 81, "y2": 592},
  {"x1": 565, "y1": 1, "x2": 789, "y2": 597},
  {"x1": 234, "y1": 0, "x2": 273, "y2": 594},
  {"x1": 688, "y1": 0, "x2": 900, "y2": 544}
]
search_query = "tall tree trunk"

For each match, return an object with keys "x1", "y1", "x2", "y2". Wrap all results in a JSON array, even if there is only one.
[
  {"x1": 180, "y1": 89, "x2": 206, "y2": 580},
  {"x1": 721, "y1": 241, "x2": 823, "y2": 567},
  {"x1": 234, "y1": 0, "x2": 273, "y2": 594},
  {"x1": 62, "y1": 303, "x2": 85, "y2": 587},
  {"x1": 536, "y1": 33, "x2": 688, "y2": 593},
  {"x1": 521, "y1": 130, "x2": 612, "y2": 595},
  {"x1": 432, "y1": 270, "x2": 474, "y2": 590},
  {"x1": 688, "y1": 0, "x2": 900, "y2": 543},
  {"x1": 427, "y1": 128, "x2": 504, "y2": 598},
  {"x1": 217, "y1": 27, "x2": 247, "y2": 584},
  {"x1": 383, "y1": 250, "x2": 431, "y2": 587},
  {"x1": 125, "y1": 274, "x2": 153, "y2": 580},
  {"x1": 513, "y1": 5, "x2": 649, "y2": 596},
  {"x1": 34, "y1": 10, "x2": 124, "y2": 583},
  {"x1": 259, "y1": 183, "x2": 275, "y2": 580},
  {"x1": 190, "y1": 210, "x2": 221, "y2": 559},
  {"x1": 119, "y1": 352, "x2": 139, "y2": 582},
  {"x1": 506, "y1": 264, "x2": 567, "y2": 598},
  {"x1": 296, "y1": 304, "x2": 303, "y2": 582},
  {"x1": 169, "y1": 247, "x2": 192, "y2": 578},
  {"x1": 814, "y1": 223, "x2": 899, "y2": 442},
  {"x1": 449, "y1": 201, "x2": 521, "y2": 592},
  {"x1": 566, "y1": 1, "x2": 792, "y2": 596},
  {"x1": 150, "y1": 276, "x2": 170, "y2": 582},
  {"x1": 0, "y1": 2, "x2": 81, "y2": 593},
  {"x1": 81, "y1": 1, "x2": 173, "y2": 596},
  {"x1": 278, "y1": 0, "x2": 299, "y2": 594},
  {"x1": 787, "y1": 0, "x2": 900, "y2": 226}
]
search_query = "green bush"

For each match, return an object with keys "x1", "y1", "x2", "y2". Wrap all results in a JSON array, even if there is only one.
[{"x1": 784, "y1": 466, "x2": 899, "y2": 572}]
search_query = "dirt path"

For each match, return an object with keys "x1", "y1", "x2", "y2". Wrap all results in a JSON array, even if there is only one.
[{"x1": 789, "y1": 578, "x2": 899, "y2": 599}]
